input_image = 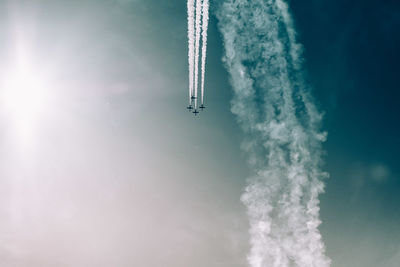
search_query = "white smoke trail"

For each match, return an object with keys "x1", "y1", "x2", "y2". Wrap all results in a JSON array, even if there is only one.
[
  {"x1": 217, "y1": 0, "x2": 331, "y2": 266},
  {"x1": 200, "y1": 0, "x2": 209, "y2": 105},
  {"x1": 193, "y1": 0, "x2": 202, "y2": 108},
  {"x1": 187, "y1": 0, "x2": 196, "y2": 104}
]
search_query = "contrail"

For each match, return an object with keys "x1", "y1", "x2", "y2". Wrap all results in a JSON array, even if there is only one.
[
  {"x1": 187, "y1": 0, "x2": 195, "y2": 104},
  {"x1": 217, "y1": 0, "x2": 331, "y2": 266},
  {"x1": 193, "y1": 0, "x2": 202, "y2": 108},
  {"x1": 200, "y1": 0, "x2": 209, "y2": 105}
]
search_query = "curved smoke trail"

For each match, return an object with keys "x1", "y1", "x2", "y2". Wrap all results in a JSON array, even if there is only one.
[
  {"x1": 194, "y1": 0, "x2": 202, "y2": 108},
  {"x1": 200, "y1": 0, "x2": 209, "y2": 105},
  {"x1": 217, "y1": 0, "x2": 331, "y2": 266},
  {"x1": 187, "y1": 0, "x2": 195, "y2": 103}
]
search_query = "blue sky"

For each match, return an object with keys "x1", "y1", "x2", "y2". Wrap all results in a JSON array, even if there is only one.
[{"x1": 290, "y1": 0, "x2": 400, "y2": 265}]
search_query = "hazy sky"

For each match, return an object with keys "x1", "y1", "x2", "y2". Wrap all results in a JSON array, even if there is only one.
[{"x1": 0, "y1": 0, "x2": 399, "y2": 266}]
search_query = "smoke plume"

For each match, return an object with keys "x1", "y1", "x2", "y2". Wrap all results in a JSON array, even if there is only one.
[
  {"x1": 193, "y1": 0, "x2": 203, "y2": 108},
  {"x1": 200, "y1": 0, "x2": 209, "y2": 105},
  {"x1": 187, "y1": 0, "x2": 195, "y2": 103},
  {"x1": 217, "y1": 0, "x2": 331, "y2": 266}
]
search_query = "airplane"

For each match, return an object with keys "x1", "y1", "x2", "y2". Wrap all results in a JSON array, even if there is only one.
[
  {"x1": 199, "y1": 104, "x2": 205, "y2": 111},
  {"x1": 191, "y1": 95, "x2": 197, "y2": 100},
  {"x1": 186, "y1": 105, "x2": 193, "y2": 111},
  {"x1": 193, "y1": 109, "x2": 199, "y2": 116}
]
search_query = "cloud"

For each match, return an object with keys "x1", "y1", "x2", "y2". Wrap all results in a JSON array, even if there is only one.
[
  {"x1": 350, "y1": 162, "x2": 391, "y2": 189},
  {"x1": 370, "y1": 163, "x2": 390, "y2": 183}
]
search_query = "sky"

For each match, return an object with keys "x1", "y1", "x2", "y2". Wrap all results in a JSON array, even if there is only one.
[{"x1": 0, "y1": 0, "x2": 399, "y2": 266}]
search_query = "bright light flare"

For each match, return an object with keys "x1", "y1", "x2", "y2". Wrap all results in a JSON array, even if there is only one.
[{"x1": 1, "y1": 62, "x2": 49, "y2": 142}]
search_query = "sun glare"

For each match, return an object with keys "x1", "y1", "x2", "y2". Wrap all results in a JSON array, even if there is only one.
[{"x1": 1, "y1": 61, "x2": 49, "y2": 142}]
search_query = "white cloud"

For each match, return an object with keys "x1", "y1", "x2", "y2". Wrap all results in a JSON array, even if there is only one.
[
  {"x1": 370, "y1": 163, "x2": 390, "y2": 183},
  {"x1": 350, "y1": 162, "x2": 391, "y2": 188}
]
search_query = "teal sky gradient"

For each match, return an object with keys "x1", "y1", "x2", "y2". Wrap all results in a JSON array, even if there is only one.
[{"x1": 0, "y1": 0, "x2": 399, "y2": 266}]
